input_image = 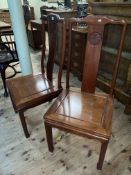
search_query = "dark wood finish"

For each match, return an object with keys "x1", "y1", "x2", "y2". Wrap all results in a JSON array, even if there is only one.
[
  {"x1": 23, "y1": 6, "x2": 35, "y2": 30},
  {"x1": 27, "y1": 20, "x2": 42, "y2": 50},
  {"x1": 19, "y1": 110, "x2": 30, "y2": 138},
  {"x1": 45, "y1": 122, "x2": 54, "y2": 152},
  {"x1": 41, "y1": 8, "x2": 77, "y2": 64},
  {"x1": 7, "y1": 14, "x2": 66, "y2": 138},
  {"x1": 0, "y1": 31, "x2": 19, "y2": 97},
  {"x1": 30, "y1": 7, "x2": 35, "y2": 20},
  {"x1": 97, "y1": 140, "x2": 109, "y2": 169},
  {"x1": 44, "y1": 15, "x2": 127, "y2": 170}
]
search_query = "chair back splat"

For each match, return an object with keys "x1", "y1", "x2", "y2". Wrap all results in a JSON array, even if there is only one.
[
  {"x1": 44, "y1": 15, "x2": 127, "y2": 170},
  {"x1": 41, "y1": 14, "x2": 66, "y2": 89}
]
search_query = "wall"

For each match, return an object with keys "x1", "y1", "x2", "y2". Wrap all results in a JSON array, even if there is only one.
[
  {"x1": 28, "y1": 0, "x2": 58, "y2": 19},
  {"x1": 0, "y1": 0, "x2": 58, "y2": 20},
  {"x1": 0, "y1": 0, "x2": 23, "y2": 9},
  {"x1": 0, "y1": 0, "x2": 42, "y2": 19},
  {"x1": 28, "y1": 0, "x2": 42, "y2": 19},
  {"x1": 0, "y1": 0, "x2": 8, "y2": 8}
]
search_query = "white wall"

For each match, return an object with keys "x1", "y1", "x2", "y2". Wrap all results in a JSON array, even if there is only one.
[
  {"x1": 0, "y1": 0, "x2": 42, "y2": 19},
  {"x1": 28, "y1": 0, "x2": 58, "y2": 19},
  {"x1": 0, "y1": 0, "x2": 58, "y2": 20},
  {"x1": 0, "y1": 0, "x2": 8, "y2": 8},
  {"x1": 0, "y1": 0, "x2": 23, "y2": 9},
  {"x1": 28, "y1": 0, "x2": 42, "y2": 19}
]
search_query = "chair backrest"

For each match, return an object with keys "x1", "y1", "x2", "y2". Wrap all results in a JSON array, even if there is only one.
[
  {"x1": 0, "y1": 31, "x2": 19, "y2": 63},
  {"x1": 23, "y1": 4, "x2": 31, "y2": 30},
  {"x1": 66, "y1": 15, "x2": 127, "y2": 95},
  {"x1": 41, "y1": 13, "x2": 66, "y2": 89}
]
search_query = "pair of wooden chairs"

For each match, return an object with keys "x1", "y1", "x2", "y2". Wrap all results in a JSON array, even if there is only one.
[{"x1": 7, "y1": 14, "x2": 127, "y2": 169}]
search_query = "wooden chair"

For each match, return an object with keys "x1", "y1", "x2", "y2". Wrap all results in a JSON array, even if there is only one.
[
  {"x1": 44, "y1": 15, "x2": 127, "y2": 170},
  {"x1": 0, "y1": 30, "x2": 19, "y2": 97},
  {"x1": 7, "y1": 14, "x2": 66, "y2": 138}
]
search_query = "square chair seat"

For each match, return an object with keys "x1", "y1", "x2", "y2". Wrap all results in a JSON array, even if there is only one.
[
  {"x1": 45, "y1": 90, "x2": 113, "y2": 140},
  {"x1": 7, "y1": 74, "x2": 62, "y2": 112}
]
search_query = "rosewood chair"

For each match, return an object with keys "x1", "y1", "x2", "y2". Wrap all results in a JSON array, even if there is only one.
[
  {"x1": 44, "y1": 15, "x2": 127, "y2": 170},
  {"x1": 0, "y1": 31, "x2": 19, "y2": 97},
  {"x1": 7, "y1": 14, "x2": 66, "y2": 138}
]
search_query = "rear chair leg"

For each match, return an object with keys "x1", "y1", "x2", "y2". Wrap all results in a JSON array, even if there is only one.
[
  {"x1": 44, "y1": 122, "x2": 54, "y2": 152},
  {"x1": 19, "y1": 111, "x2": 30, "y2": 138},
  {"x1": 97, "y1": 140, "x2": 109, "y2": 170},
  {"x1": 1, "y1": 69, "x2": 8, "y2": 97}
]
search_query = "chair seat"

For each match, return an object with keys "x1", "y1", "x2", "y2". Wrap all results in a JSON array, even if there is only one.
[
  {"x1": 7, "y1": 73, "x2": 62, "y2": 111},
  {"x1": 45, "y1": 90, "x2": 113, "y2": 139}
]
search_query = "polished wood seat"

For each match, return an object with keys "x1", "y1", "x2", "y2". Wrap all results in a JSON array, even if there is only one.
[
  {"x1": 45, "y1": 90, "x2": 112, "y2": 138},
  {"x1": 7, "y1": 14, "x2": 66, "y2": 138},
  {"x1": 44, "y1": 15, "x2": 127, "y2": 170},
  {"x1": 8, "y1": 74, "x2": 62, "y2": 111}
]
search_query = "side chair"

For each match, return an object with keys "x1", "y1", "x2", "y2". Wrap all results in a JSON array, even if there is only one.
[
  {"x1": 44, "y1": 15, "x2": 127, "y2": 170},
  {"x1": 0, "y1": 31, "x2": 19, "y2": 97},
  {"x1": 7, "y1": 14, "x2": 66, "y2": 138}
]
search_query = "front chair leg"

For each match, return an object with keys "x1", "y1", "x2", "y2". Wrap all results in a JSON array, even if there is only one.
[
  {"x1": 97, "y1": 140, "x2": 109, "y2": 170},
  {"x1": 44, "y1": 122, "x2": 54, "y2": 152},
  {"x1": 19, "y1": 111, "x2": 30, "y2": 138}
]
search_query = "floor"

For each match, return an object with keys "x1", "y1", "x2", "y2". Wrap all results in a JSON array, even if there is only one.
[{"x1": 0, "y1": 49, "x2": 131, "y2": 175}]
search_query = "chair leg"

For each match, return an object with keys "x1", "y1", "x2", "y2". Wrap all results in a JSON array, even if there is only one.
[
  {"x1": 19, "y1": 111, "x2": 30, "y2": 138},
  {"x1": 44, "y1": 122, "x2": 54, "y2": 152},
  {"x1": 1, "y1": 70, "x2": 8, "y2": 97},
  {"x1": 97, "y1": 140, "x2": 109, "y2": 170}
]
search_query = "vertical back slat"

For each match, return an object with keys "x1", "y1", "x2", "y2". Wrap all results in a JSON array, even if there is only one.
[
  {"x1": 81, "y1": 24, "x2": 104, "y2": 93},
  {"x1": 41, "y1": 13, "x2": 65, "y2": 89},
  {"x1": 57, "y1": 20, "x2": 66, "y2": 89},
  {"x1": 109, "y1": 21, "x2": 127, "y2": 95},
  {"x1": 46, "y1": 14, "x2": 60, "y2": 82},
  {"x1": 41, "y1": 16, "x2": 46, "y2": 75},
  {"x1": 66, "y1": 21, "x2": 73, "y2": 89}
]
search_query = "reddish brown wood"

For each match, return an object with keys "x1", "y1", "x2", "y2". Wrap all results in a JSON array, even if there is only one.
[
  {"x1": 19, "y1": 110, "x2": 30, "y2": 138},
  {"x1": 44, "y1": 122, "x2": 54, "y2": 152},
  {"x1": 7, "y1": 14, "x2": 66, "y2": 138},
  {"x1": 97, "y1": 140, "x2": 109, "y2": 170},
  {"x1": 44, "y1": 15, "x2": 127, "y2": 169}
]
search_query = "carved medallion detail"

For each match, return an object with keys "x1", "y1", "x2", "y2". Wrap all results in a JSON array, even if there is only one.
[{"x1": 89, "y1": 32, "x2": 102, "y2": 45}]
